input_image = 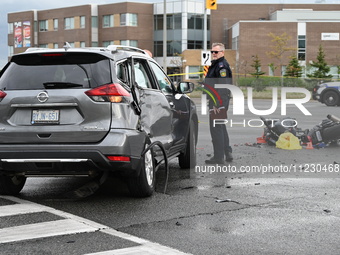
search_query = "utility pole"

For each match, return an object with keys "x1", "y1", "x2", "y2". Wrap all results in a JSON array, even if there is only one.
[
  {"x1": 205, "y1": 0, "x2": 216, "y2": 50},
  {"x1": 163, "y1": 0, "x2": 167, "y2": 73},
  {"x1": 204, "y1": 4, "x2": 207, "y2": 51}
]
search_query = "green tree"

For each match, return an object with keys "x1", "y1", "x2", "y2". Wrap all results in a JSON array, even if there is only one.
[
  {"x1": 284, "y1": 55, "x2": 303, "y2": 77},
  {"x1": 266, "y1": 32, "x2": 296, "y2": 77},
  {"x1": 250, "y1": 55, "x2": 265, "y2": 78},
  {"x1": 307, "y1": 44, "x2": 332, "y2": 79},
  {"x1": 250, "y1": 55, "x2": 266, "y2": 91}
]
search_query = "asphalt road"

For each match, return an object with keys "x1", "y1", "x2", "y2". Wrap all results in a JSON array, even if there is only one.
[{"x1": 1, "y1": 98, "x2": 340, "y2": 255}]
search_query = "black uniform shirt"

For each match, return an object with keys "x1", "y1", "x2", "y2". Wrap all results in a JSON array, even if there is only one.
[{"x1": 204, "y1": 57, "x2": 232, "y2": 109}]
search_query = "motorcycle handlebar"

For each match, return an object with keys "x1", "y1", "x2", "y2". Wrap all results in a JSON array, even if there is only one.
[{"x1": 327, "y1": 114, "x2": 340, "y2": 123}]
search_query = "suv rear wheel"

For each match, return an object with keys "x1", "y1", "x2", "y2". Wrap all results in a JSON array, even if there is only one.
[
  {"x1": 0, "y1": 175, "x2": 27, "y2": 195},
  {"x1": 127, "y1": 144, "x2": 155, "y2": 197}
]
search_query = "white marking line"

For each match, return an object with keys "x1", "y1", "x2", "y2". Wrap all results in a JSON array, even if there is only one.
[
  {"x1": 84, "y1": 242, "x2": 191, "y2": 255},
  {"x1": 0, "y1": 196, "x2": 191, "y2": 254},
  {"x1": 0, "y1": 203, "x2": 46, "y2": 217},
  {"x1": 0, "y1": 219, "x2": 98, "y2": 244}
]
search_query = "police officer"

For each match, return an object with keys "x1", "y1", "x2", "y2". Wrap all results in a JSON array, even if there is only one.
[{"x1": 204, "y1": 42, "x2": 233, "y2": 164}]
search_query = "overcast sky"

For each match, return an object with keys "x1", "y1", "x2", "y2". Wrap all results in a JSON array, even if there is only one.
[{"x1": 1, "y1": 0, "x2": 340, "y2": 68}]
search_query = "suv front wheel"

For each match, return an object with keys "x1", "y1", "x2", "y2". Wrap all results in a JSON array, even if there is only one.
[{"x1": 127, "y1": 144, "x2": 155, "y2": 197}]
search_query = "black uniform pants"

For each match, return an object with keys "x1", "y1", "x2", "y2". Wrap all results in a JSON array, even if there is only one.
[{"x1": 209, "y1": 117, "x2": 232, "y2": 160}]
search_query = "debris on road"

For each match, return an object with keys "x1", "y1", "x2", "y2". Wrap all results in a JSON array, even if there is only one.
[
  {"x1": 257, "y1": 115, "x2": 340, "y2": 150},
  {"x1": 215, "y1": 198, "x2": 242, "y2": 204}
]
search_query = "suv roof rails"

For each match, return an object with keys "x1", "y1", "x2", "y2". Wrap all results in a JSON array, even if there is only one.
[
  {"x1": 25, "y1": 42, "x2": 73, "y2": 53},
  {"x1": 23, "y1": 44, "x2": 148, "y2": 55},
  {"x1": 25, "y1": 47, "x2": 49, "y2": 52},
  {"x1": 106, "y1": 45, "x2": 146, "y2": 55}
]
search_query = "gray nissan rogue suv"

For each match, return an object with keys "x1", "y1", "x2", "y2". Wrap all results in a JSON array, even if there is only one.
[{"x1": 0, "y1": 45, "x2": 198, "y2": 197}]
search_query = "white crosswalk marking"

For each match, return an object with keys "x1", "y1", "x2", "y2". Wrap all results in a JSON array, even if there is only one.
[
  {"x1": 0, "y1": 203, "x2": 46, "y2": 217},
  {"x1": 0, "y1": 195, "x2": 191, "y2": 254},
  {"x1": 0, "y1": 219, "x2": 98, "y2": 244}
]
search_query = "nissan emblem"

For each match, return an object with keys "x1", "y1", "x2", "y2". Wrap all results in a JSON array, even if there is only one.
[{"x1": 37, "y1": 92, "x2": 49, "y2": 103}]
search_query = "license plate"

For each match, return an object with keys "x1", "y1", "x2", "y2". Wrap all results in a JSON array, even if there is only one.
[{"x1": 32, "y1": 109, "x2": 59, "y2": 124}]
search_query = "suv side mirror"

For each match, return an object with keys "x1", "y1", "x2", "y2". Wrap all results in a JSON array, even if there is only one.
[{"x1": 178, "y1": 82, "x2": 194, "y2": 94}]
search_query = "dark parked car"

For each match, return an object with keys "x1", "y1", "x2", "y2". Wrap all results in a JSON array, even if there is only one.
[
  {"x1": 313, "y1": 82, "x2": 340, "y2": 106},
  {"x1": 0, "y1": 45, "x2": 198, "y2": 197}
]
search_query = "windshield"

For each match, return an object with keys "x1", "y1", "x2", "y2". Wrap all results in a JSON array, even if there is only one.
[{"x1": 0, "y1": 53, "x2": 112, "y2": 90}]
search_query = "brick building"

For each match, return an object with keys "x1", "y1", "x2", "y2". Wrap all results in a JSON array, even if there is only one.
[
  {"x1": 218, "y1": 4, "x2": 340, "y2": 77},
  {"x1": 7, "y1": 1, "x2": 340, "y2": 79},
  {"x1": 8, "y1": 3, "x2": 153, "y2": 55}
]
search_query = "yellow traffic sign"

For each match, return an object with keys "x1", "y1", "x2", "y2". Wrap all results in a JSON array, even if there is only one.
[{"x1": 206, "y1": 0, "x2": 217, "y2": 10}]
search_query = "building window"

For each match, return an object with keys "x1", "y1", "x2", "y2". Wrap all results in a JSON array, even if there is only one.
[
  {"x1": 65, "y1": 17, "x2": 75, "y2": 30},
  {"x1": 154, "y1": 40, "x2": 181, "y2": 57},
  {"x1": 80, "y1": 41, "x2": 86, "y2": 48},
  {"x1": 120, "y1": 13, "x2": 137, "y2": 26},
  {"x1": 174, "y1": 14, "x2": 181, "y2": 29},
  {"x1": 188, "y1": 66, "x2": 200, "y2": 79},
  {"x1": 232, "y1": 36, "x2": 238, "y2": 50},
  {"x1": 329, "y1": 66, "x2": 340, "y2": 78},
  {"x1": 121, "y1": 40, "x2": 138, "y2": 47},
  {"x1": 103, "y1": 15, "x2": 114, "y2": 28},
  {"x1": 188, "y1": 40, "x2": 203, "y2": 49},
  {"x1": 298, "y1": 35, "x2": 306, "y2": 61},
  {"x1": 8, "y1": 23, "x2": 14, "y2": 34},
  {"x1": 269, "y1": 66, "x2": 274, "y2": 76},
  {"x1": 8, "y1": 46, "x2": 14, "y2": 56},
  {"x1": 53, "y1": 43, "x2": 58, "y2": 49},
  {"x1": 154, "y1": 41, "x2": 163, "y2": 57},
  {"x1": 80, "y1": 16, "x2": 86, "y2": 29},
  {"x1": 167, "y1": 14, "x2": 181, "y2": 30},
  {"x1": 53, "y1": 19, "x2": 58, "y2": 31},
  {"x1": 188, "y1": 14, "x2": 205, "y2": 30},
  {"x1": 92, "y1": 16, "x2": 98, "y2": 28},
  {"x1": 39, "y1": 20, "x2": 48, "y2": 32},
  {"x1": 154, "y1": 15, "x2": 163, "y2": 30},
  {"x1": 103, "y1": 41, "x2": 114, "y2": 47},
  {"x1": 39, "y1": 44, "x2": 48, "y2": 48},
  {"x1": 170, "y1": 41, "x2": 181, "y2": 56}
]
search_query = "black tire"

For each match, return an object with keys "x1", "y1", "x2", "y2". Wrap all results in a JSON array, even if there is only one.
[
  {"x1": 127, "y1": 145, "x2": 155, "y2": 198},
  {"x1": 323, "y1": 90, "x2": 339, "y2": 106},
  {"x1": 0, "y1": 175, "x2": 27, "y2": 195},
  {"x1": 179, "y1": 120, "x2": 197, "y2": 169}
]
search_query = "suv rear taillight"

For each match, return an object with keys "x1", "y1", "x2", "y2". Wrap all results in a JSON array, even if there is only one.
[
  {"x1": 106, "y1": 156, "x2": 131, "y2": 162},
  {"x1": 85, "y1": 83, "x2": 130, "y2": 103},
  {"x1": 0, "y1": 91, "x2": 7, "y2": 101}
]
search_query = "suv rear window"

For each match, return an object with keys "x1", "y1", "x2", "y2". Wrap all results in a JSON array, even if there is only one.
[{"x1": 0, "y1": 52, "x2": 112, "y2": 90}]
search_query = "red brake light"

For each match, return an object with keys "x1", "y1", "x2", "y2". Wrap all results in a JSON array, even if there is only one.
[
  {"x1": 0, "y1": 91, "x2": 7, "y2": 99},
  {"x1": 107, "y1": 156, "x2": 131, "y2": 162},
  {"x1": 85, "y1": 83, "x2": 130, "y2": 102}
]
